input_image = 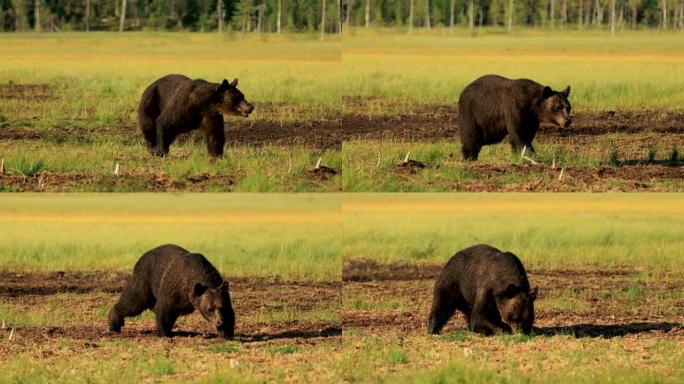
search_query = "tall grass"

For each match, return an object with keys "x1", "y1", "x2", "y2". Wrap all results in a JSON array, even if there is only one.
[
  {"x1": 0, "y1": 140, "x2": 341, "y2": 192},
  {"x1": 342, "y1": 31, "x2": 684, "y2": 111},
  {"x1": 342, "y1": 194, "x2": 684, "y2": 271},
  {"x1": 0, "y1": 194, "x2": 341, "y2": 281},
  {"x1": 0, "y1": 32, "x2": 341, "y2": 111}
]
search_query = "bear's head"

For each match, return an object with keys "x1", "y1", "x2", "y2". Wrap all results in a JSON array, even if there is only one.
[
  {"x1": 192, "y1": 281, "x2": 235, "y2": 339},
  {"x1": 496, "y1": 284, "x2": 538, "y2": 335},
  {"x1": 213, "y1": 78, "x2": 254, "y2": 117},
  {"x1": 538, "y1": 85, "x2": 572, "y2": 128}
]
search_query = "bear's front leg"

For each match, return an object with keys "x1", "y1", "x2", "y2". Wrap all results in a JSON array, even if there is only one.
[
  {"x1": 504, "y1": 110, "x2": 527, "y2": 154},
  {"x1": 108, "y1": 307, "x2": 124, "y2": 333},
  {"x1": 201, "y1": 115, "x2": 225, "y2": 158},
  {"x1": 154, "y1": 304, "x2": 179, "y2": 337},
  {"x1": 469, "y1": 293, "x2": 512, "y2": 336}
]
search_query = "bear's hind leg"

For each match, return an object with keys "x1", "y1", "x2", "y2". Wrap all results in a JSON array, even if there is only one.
[
  {"x1": 459, "y1": 121, "x2": 483, "y2": 161},
  {"x1": 427, "y1": 284, "x2": 459, "y2": 335},
  {"x1": 109, "y1": 280, "x2": 155, "y2": 333},
  {"x1": 139, "y1": 112, "x2": 158, "y2": 154}
]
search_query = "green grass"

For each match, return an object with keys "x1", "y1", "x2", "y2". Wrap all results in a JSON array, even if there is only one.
[
  {"x1": 343, "y1": 30, "x2": 684, "y2": 111},
  {"x1": 0, "y1": 32, "x2": 341, "y2": 192},
  {"x1": 148, "y1": 356, "x2": 176, "y2": 377},
  {"x1": 0, "y1": 336, "x2": 341, "y2": 383},
  {"x1": 0, "y1": 139, "x2": 341, "y2": 192},
  {"x1": 0, "y1": 194, "x2": 341, "y2": 281},
  {"x1": 341, "y1": 136, "x2": 684, "y2": 192},
  {"x1": 0, "y1": 32, "x2": 341, "y2": 111},
  {"x1": 266, "y1": 345, "x2": 301, "y2": 356},
  {"x1": 341, "y1": 329, "x2": 684, "y2": 383},
  {"x1": 342, "y1": 194, "x2": 684, "y2": 271}
]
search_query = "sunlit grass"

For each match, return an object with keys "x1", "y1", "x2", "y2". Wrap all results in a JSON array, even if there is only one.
[
  {"x1": 0, "y1": 194, "x2": 342, "y2": 281},
  {"x1": 342, "y1": 30, "x2": 684, "y2": 111},
  {"x1": 342, "y1": 193, "x2": 684, "y2": 271},
  {"x1": 0, "y1": 139, "x2": 341, "y2": 192},
  {"x1": 341, "y1": 136, "x2": 684, "y2": 192},
  {"x1": 341, "y1": 328, "x2": 684, "y2": 383}
]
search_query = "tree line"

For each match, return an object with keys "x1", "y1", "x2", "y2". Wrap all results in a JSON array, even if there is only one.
[
  {"x1": 0, "y1": 0, "x2": 681, "y2": 32},
  {"x1": 349, "y1": 0, "x2": 684, "y2": 31}
]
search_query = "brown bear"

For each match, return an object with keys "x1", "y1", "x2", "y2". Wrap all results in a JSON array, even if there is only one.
[
  {"x1": 458, "y1": 74, "x2": 571, "y2": 160},
  {"x1": 108, "y1": 244, "x2": 235, "y2": 339},
  {"x1": 427, "y1": 244, "x2": 538, "y2": 336},
  {"x1": 138, "y1": 74, "x2": 254, "y2": 158}
]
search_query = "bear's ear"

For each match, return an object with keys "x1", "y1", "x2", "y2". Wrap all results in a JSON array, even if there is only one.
[
  {"x1": 561, "y1": 85, "x2": 571, "y2": 97},
  {"x1": 215, "y1": 79, "x2": 229, "y2": 94},
  {"x1": 193, "y1": 282, "x2": 208, "y2": 297},
  {"x1": 541, "y1": 86, "x2": 554, "y2": 99},
  {"x1": 230, "y1": 78, "x2": 238, "y2": 87},
  {"x1": 529, "y1": 286, "x2": 539, "y2": 301}
]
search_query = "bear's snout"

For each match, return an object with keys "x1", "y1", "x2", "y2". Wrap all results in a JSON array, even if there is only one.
[{"x1": 239, "y1": 101, "x2": 254, "y2": 116}]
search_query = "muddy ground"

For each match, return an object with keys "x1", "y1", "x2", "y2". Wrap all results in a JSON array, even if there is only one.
[
  {"x1": 342, "y1": 97, "x2": 684, "y2": 140},
  {"x1": 0, "y1": 82, "x2": 343, "y2": 150},
  {"x1": 0, "y1": 270, "x2": 341, "y2": 345},
  {"x1": 2, "y1": 86, "x2": 682, "y2": 191},
  {"x1": 343, "y1": 260, "x2": 684, "y2": 338},
  {"x1": 4, "y1": 85, "x2": 683, "y2": 148},
  {"x1": 342, "y1": 98, "x2": 683, "y2": 192}
]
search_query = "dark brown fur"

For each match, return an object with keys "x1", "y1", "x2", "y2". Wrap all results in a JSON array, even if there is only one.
[
  {"x1": 458, "y1": 74, "x2": 571, "y2": 160},
  {"x1": 138, "y1": 74, "x2": 254, "y2": 158},
  {"x1": 427, "y1": 244, "x2": 538, "y2": 336},
  {"x1": 108, "y1": 244, "x2": 235, "y2": 338}
]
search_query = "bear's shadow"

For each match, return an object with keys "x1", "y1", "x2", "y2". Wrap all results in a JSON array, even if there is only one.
[
  {"x1": 169, "y1": 326, "x2": 341, "y2": 342},
  {"x1": 536, "y1": 322, "x2": 683, "y2": 339}
]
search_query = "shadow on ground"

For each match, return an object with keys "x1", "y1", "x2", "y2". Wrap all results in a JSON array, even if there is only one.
[{"x1": 537, "y1": 322, "x2": 683, "y2": 338}]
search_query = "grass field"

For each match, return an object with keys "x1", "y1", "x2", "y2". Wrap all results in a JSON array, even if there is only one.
[
  {"x1": 1, "y1": 194, "x2": 682, "y2": 382},
  {"x1": 342, "y1": 30, "x2": 684, "y2": 111},
  {"x1": 0, "y1": 194, "x2": 341, "y2": 280},
  {"x1": 0, "y1": 33, "x2": 342, "y2": 192},
  {"x1": 342, "y1": 135, "x2": 684, "y2": 192},
  {"x1": 341, "y1": 31, "x2": 684, "y2": 192},
  {"x1": 341, "y1": 193, "x2": 684, "y2": 383},
  {"x1": 2, "y1": 31, "x2": 683, "y2": 191},
  {"x1": 0, "y1": 194, "x2": 342, "y2": 383},
  {"x1": 342, "y1": 193, "x2": 684, "y2": 270}
]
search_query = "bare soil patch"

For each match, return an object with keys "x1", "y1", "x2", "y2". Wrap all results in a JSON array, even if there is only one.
[
  {"x1": 344, "y1": 260, "x2": 443, "y2": 282},
  {"x1": 343, "y1": 260, "x2": 684, "y2": 338},
  {"x1": 5, "y1": 323, "x2": 341, "y2": 344},
  {"x1": 0, "y1": 271, "x2": 341, "y2": 345},
  {"x1": 0, "y1": 171, "x2": 239, "y2": 192},
  {"x1": 0, "y1": 270, "x2": 128, "y2": 296},
  {"x1": 456, "y1": 164, "x2": 684, "y2": 192},
  {"x1": 0, "y1": 270, "x2": 340, "y2": 298},
  {"x1": 0, "y1": 97, "x2": 343, "y2": 149},
  {"x1": 0, "y1": 84, "x2": 54, "y2": 101}
]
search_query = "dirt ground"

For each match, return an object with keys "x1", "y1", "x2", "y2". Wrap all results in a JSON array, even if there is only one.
[
  {"x1": 6, "y1": 85, "x2": 684, "y2": 149},
  {"x1": 2, "y1": 85, "x2": 682, "y2": 192},
  {"x1": 0, "y1": 270, "x2": 341, "y2": 345},
  {"x1": 342, "y1": 97, "x2": 684, "y2": 140},
  {"x1": 343, "y1": 260, "x2": 684, "y2": 338},
  {"x1": 342, "y1": 98, "x2": 683, "y2": 192}
]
